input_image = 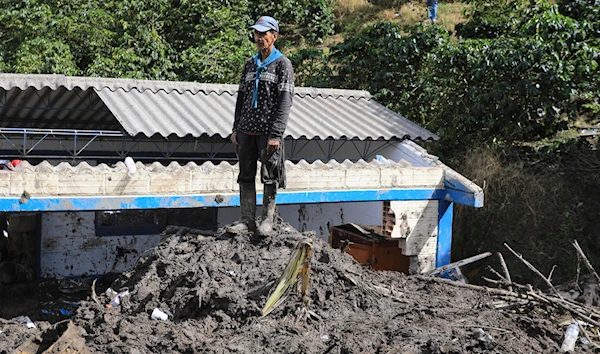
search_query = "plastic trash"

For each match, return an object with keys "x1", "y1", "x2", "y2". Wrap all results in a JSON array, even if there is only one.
[
  {"x1": 0, "y1": 160, "x2": 14, "y2": 171},
  {"x1": 474, "y1": 328, "x2": 493, "y2": 349},
  {"x1": 151, "y1": 308, "x2": 168, "y2": 320},
  {"x1": 59, "y1": 308, "x2": 71, "y2": 316},
  {"x1": 105, "y1": 288, "x2": 118, "y2": 298},
  {"x1": 10, "y1": 316, "x2": 36, "y2": 329},
  {"x1": 560, "y1": 320, "x2": 579, "y2": 352},
  {"x1": 124, "y1": 157, "x2": 137, "y2": 177},
  {"x1": 41, "y1": 308, "x2": 71, "y2": 317},
  {"x1": 107, "y1": 290, "x2": 130, "y2": 309},
  {"x1": 375, "y1": 155, "x2": 392, "y2": 167}
]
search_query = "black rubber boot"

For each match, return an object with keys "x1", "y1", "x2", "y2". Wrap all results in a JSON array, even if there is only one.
[
  {"x1": 257, "y1": 184, "x2": 277, "y2": 237},
  {"x1": 226, "y1": 182, "x2": 256, "y2": 234}
]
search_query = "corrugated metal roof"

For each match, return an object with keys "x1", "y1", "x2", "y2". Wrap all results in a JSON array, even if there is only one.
[{"x1": 0, "y1": 73, "x2": 438, "y2": 141}]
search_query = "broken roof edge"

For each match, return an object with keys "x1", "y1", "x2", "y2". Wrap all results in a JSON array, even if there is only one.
[
  {"x1": 0, "y1": 73, "x2": 372, "y2": 100},
  {"x1": 397, "y1": 140, "x2": 483, "y2": 207}
]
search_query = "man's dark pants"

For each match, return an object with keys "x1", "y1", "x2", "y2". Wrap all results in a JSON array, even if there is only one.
[{"x1": 236, "y1": 132, "x2": 285, "y2": 187}]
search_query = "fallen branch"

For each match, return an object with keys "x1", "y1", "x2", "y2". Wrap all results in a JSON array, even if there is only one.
[
  {"x1": 503, "y1": 243, "x2": 563, "y2": 300},
  {"x1": 547, "y1": 265, "x2": 557, "y2": 283},
  {"x1": 449, "y1": 324, "x2": 513, "y2": 333},
  {"x1": 370, "y1": 285, "x2": 407, "y2": 303},
  {"x1": 527, "y1": 291, "x2": 600, "y2": 327},
  {"x1": 419, "y1": 273, "x2": 600, "y2": 341},
  {"x1": 497, "y1": 252, "x2": 513, "y2": 292},
  {"x1": 492, "y1": 299, "x2": 532, "y2": 310},
  {"x1": 573, "y1": 240, "x2": 600, "y2": 287},
  {"x1": 483, "y1": 276, "x2": 530, "y2": 292},
  {"x1": 428, "y1": 252, "x2": 492, "y2": 276},
  {"x1": 91, "y1": 278, "x2": 101, "y2": 305},
  {"x1": 416, "y1": 275, "x2": 517, "y2": 297},
  {"x1": 482, "y1": 276, "x2": 505, "y2": 285},
  {"x1": 578, "y1": 322, "x2": 600, "y2": 350}
]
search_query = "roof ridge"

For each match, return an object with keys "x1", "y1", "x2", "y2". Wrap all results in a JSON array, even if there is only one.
[{"x1": 0, "y1": 73, "x2": 371, "y2": 99}]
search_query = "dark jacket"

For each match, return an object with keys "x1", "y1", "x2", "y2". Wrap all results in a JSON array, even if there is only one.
[{"x1": 233, "y1": 55, "x2": 294, "y2": 141}]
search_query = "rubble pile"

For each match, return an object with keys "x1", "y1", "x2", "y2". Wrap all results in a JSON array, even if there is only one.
[{"x1": 1, "y1": 221, "x2": 593, "y2": 353}]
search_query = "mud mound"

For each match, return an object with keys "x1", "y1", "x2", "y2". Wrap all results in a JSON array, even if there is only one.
[{"x1": 0, "y1": 221, "x2": 582, "y2": 353}]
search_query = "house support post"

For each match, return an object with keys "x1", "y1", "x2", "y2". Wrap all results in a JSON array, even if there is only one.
[{"x1": 436, "y1": 200, "x2": 453, "y2": 268}]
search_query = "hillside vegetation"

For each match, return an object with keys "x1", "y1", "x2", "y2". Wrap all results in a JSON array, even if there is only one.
[{"x1": 0, "y1": 0, "x2": 599, "y2": 284}]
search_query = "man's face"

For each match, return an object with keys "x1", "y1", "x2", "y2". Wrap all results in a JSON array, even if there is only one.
[{"x1": 253, "y1": 30, "x2": 278, "y2": 52}]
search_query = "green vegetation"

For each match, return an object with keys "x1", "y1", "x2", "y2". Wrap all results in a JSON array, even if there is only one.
[
  {"x1": 0, "y1": 0, "x2": 336, "y2": 82},
  {"x1": 0, "y1": 0, "x2": 599, "y2": 284}
]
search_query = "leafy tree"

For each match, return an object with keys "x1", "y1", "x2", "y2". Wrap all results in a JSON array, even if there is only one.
[
  {"x1": 421, "y1": 37, "x2": 573, "y2": 147},
  {"x1": 325, "y1": 23, "x2": 449, "y2": 112},
  {"x1": 249, "y1": 0, "x2": 335, "y2": 44},
  {"x1": 13, "y1": 38, "x2": 79, "y2": 75},
  {"x1": 164, "y1": 1, "x2": 254, "y2": 83},
  {"x1": 558, "y1": 0, "x2": 600, "y2": 26},
  {"x1": 456, "y1": 0, "x2": 527, "y2": 39},
  {"x1": 289, "y1": 48, "x2": 331, "y2": 87}
]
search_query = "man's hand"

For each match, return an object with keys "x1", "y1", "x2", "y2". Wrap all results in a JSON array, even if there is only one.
[
  {"x1": 231, "y1": 132, "x2": 238, "y2": 145},
  {"x1": 267, "y1": 138, "x2": 280, "y2": 154}
]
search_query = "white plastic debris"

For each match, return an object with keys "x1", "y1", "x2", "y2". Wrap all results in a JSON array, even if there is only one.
[
  {"x1": 107, "y1": 290, "x2": 130, "y2": 308},
  {"x1": 560, "y1": 320, "x2": 579, "y2": 352},
  {"x1": 474, "y1": 328, "x2": 493, "y2": 349},
  {"x1": 124, "y1": 157, "x2": 137, "y2": 177},
  {"x1": 11, "y1": 316, "x2": 36, "y2": 329},
  {"x1": 375, "y1": 155, "x2": 392, "y2": 167},
  {"x1": 151, "y1": 308, "x2": 168, "y2": 321}
]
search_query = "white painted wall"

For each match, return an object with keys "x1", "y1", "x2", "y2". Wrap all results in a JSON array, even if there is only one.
[
  {"x1": 39, "y1": 198, "x2": 438, "y2": 278},
  {"x1": 40, "y1": 211, "x2": 161, "y2": 278},
  {"x1": 41, "y1": 204, "x2": 383, "y2": 277},
  {"x1": 219, "y1": 200, "x2": 438, "y2": 273},
  {"x1": 388, "y1": 200, "x2": 439, "y2": 273},
  {"x1": 219, "y1": 202, "x2": 384, "y2": 241}
]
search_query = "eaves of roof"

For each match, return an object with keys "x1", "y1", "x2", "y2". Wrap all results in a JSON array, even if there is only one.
[{"x1": 0, "y1": 73, "x2": 439, "y2": 141}]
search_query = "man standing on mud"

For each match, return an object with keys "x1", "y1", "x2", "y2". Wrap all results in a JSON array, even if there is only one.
[{"x1": 227, "y1": 16, "x2": 295, "y2": 237}]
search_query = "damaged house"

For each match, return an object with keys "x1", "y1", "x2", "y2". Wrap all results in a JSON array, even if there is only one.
[{"x1": 0, "y1": 74, "x2": 483, "y2": 280}]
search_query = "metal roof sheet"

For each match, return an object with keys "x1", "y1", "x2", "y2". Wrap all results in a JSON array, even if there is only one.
[{"x1": 0, "y1": 73, "x2": 438, "y2": 141}]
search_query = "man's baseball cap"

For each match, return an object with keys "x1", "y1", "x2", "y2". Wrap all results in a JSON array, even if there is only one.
[{"x1": 250, "y1": 16, "x2": 279, "y2": 33}]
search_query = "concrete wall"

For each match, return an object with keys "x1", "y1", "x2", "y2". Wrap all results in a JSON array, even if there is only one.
[
  {"x1": 0, "y1": 160, "x2": 445, "y2": 197},
  {"x1": 388, "y1": 200, "x2": 439, "y2": 273},
  {"x1": 38, "y1": 198, "x2": 438, "y2": 277},
  {"x1": 218, "y1": 202, "x2": 384, "y2": 240},
  {"x1": 40, "y1": 211, "x2": 161, "y2": 278}
]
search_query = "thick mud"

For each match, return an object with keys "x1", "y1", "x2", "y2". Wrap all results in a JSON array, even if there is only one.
[{"x1": 0, "y1": 221, "x2": 592, "y2": 353}]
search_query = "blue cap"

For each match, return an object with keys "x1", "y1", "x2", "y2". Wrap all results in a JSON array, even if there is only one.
[{"x1": 250, "y1": 16, "x2": 279, "y2": 33}]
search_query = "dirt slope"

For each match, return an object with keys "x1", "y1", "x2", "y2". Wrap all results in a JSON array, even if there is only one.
[{"x1": 0, "y1": 221, "x2": 590, "y2": 353}]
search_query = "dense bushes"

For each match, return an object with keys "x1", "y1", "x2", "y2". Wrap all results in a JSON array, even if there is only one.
[
  {"x1": 0, "y1": 0, "x2": 336, "y2": 82},
  {"x1": 293, "y1": 0, "x2": 598, "y2": 151}
]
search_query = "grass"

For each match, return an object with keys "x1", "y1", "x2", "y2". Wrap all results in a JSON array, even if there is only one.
[
  {"x1": 451, "y1": 145, "x2": 600, "y2": 287},
  {"x1": 286, "y1": 1, "x2": 470, "y2": 54},
  {"x1": 333, "y1": 0, "x2": 470, "y2": 36}
]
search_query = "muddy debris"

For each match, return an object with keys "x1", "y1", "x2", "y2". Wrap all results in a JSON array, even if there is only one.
[{"x1": 0, "y1": 221, "x2": 595, "y2": 353}]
